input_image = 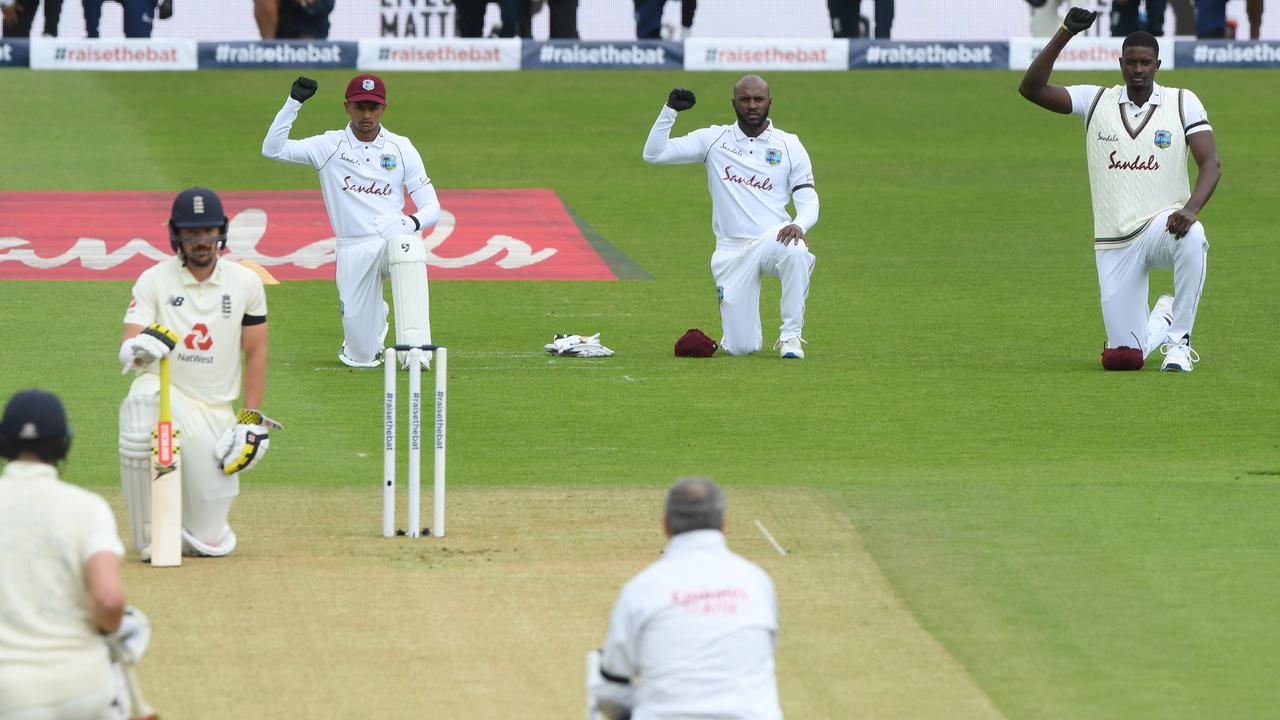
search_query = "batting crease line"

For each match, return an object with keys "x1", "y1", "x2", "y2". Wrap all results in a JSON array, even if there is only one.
[{"x1": 754, "y1": 519, "x2": 787, "y2": 556}]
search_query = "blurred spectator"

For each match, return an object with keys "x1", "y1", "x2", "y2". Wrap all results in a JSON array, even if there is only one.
[
  {"x1": 254, "y1": 0, "x2": 276, "y2": 37},
  {"x1": 1027, "y1": 0, "x2": 1070, "y2": 38},
  {"x1": 277, "y1": 0, "x2": 333, "y2": 39},
  {"x1": 1196, "y1": 0, "x2": 1228, "y2": 36},
  {"x1": 83, "y1": 0, "x2": 160, "y2": 38},
  {"x1": 1196, "y1": 0, "x2": 1264, "y2": 37},
  {"x1": 456, "y1": 0, "x2": 519, "y2": 37},
  {"x1": 829, "y1": 0, "x2": 893, "y2": 39},
  {"x1": 634, "y1": 0, "x2": 695, "y2": 40},
  {"x1": 1168, "y1": 0, "x2": 1196, "y2": 35},
  {"x1": 1248, "y1": 0, "x2": 1264, "y2": 38},
  {"x1": 0, "y1": 0, "x2": 63, "y2": 37},
  {"x1": 1110, "y1": 0, "x2": 1168, "y2": 36},
  {"x1": 515, "y1": 0, "x2": 579, "y2": 38}
]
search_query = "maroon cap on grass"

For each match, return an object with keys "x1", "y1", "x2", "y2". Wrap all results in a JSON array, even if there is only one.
[{"x1": 675, "y1": 329, "x2": 718, "y2": 358}]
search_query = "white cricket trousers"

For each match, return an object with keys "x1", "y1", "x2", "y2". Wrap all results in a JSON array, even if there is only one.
[
  {"x1": 1096, "y1": 208, "x2": 1208, "y2": 356},
  {"x1": 0, "y1": 677, "x2": 113, "y2": 720},
  {"x1": 126, "y1": 374, "x2": 238, "y2": 547},
  {"x1": 711, "y1": 226, "x2": 816, "y2": 356},
  {"x1": 335, "y1": 235, "x2": 391, "y2": 363}
]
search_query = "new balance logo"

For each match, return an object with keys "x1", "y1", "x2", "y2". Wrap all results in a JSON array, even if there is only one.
[
  {"x1": 379, "y1": 48, "x2": 391, "y2": 61},
  {"x1": 55, "y1": 47, "x2": 67, "y2": 61},
  {"x1": 166, "y1": 295, "x2": 185, "y2": 306}
]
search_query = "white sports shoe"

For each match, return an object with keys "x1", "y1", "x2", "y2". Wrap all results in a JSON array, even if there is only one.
[
  {"x1": 339, "y1": 345, "x2": 383, "y2": 368},
  {"x1": 776, "y1": 336, "x2": 806, "y2": 359},
  {"x1": 1160, "y1": 341, "x2": 1199, "y2": 372}
]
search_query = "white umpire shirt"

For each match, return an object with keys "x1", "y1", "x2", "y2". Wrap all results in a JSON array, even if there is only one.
[
  {"x1": 597, "y1": 529, "x2": 782, "y2": 720},
  {"x1": 643, "y1": 105, "x2": 817, "y2": 241},
  {"x1": 0, "y1": 461, "x2": 124, "y2": 713},
  {"x1": 262, "y1": 98, "x2": 441, "y2": 241}
]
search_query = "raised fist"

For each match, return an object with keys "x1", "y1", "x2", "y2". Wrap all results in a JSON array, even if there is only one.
[
  {"x1": 291, "y1": 76, "x2": 318, "y2": 103},
  {"x1": 1062, "y1": 8, "x2": 1099, "y2": 35},
  {"x1": 667, "y1": 87, "x2": 696, "y2": 112}
]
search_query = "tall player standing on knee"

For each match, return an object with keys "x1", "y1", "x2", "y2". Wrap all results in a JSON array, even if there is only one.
[
  {"x1": 1019, "y1": 10, "x2": 1220, "y2": 372},
  {"x1": 643, "y1": 75, "x2": 819, "y2": 359},
  {"x1": 118, "y1": 187, "x2": 275, "y2": 559},
  {"x1": 262, "y1": 74, "x2": 440, "y2": 370}
]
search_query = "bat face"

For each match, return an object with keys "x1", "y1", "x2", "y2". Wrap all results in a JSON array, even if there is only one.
[{"x1": 151, "y1": 358, "x2": 182, "y2": 568}]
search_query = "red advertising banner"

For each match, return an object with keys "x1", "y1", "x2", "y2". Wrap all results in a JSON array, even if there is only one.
[{"x1": 0, "y1": 190, "x2": 618, "y2": 280}]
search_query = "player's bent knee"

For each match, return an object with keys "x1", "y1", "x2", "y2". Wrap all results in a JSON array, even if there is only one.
[
  {"x1": 1101, "y1": 346, "x2": 1144, "y2": 371},
  {"x1": 182, "y1": 526, "x2": 236, "y2": 557},
  {"x1": 721, "y1": 340, "x2": 759, "y2": 356}
]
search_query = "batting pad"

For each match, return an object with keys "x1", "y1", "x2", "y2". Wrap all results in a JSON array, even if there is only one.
[
  {"x1": 119, "y1": 392, "x2": 158, "y2": 553},
  {"x1": 388, "y1": 234, "x2": 432, "y2": 350}
]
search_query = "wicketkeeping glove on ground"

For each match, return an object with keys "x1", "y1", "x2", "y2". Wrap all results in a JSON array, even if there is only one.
[
  {"x1": 214, "y1": 409, "x2": 282, "y2": 475},
  {"x1": 668, "y1": 87, "x2": 696, "y2": 111},
  {"x1": 291, "y1": 76, "x2": 318, "y2": 102},
  {"x1": 544, "y1": 333, "x2": 615, "y2": 357},
  {"x1": 118, "y1": 323, "x2": 179, "y2": 374}
]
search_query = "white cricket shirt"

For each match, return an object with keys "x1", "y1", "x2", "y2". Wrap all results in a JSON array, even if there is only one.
[
  {"x1": 262, "y1": 98, "x2": 437, "y2": 240},
  {"x1": 1068, "y1": 83, "x2": 1210, "y2": 247},
  {"x1": 0, "y1": 461, "x2": 123, "y2": 713},
  {"x1": 123, "y1": 256, "x2": 267, "y2": 405},
  {"x1": 599, "y1": 530, "x2": 781, "y2": 720},
  {"x1": 645, "y1": 105, "x2": 816, "y2": 241}
]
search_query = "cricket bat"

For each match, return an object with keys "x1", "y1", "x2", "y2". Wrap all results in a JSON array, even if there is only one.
[
  {"x1": 151, "y1": 355, "x2": 182, "y2": 567},
  {"x1": 122, "y1": 662, "x2": 159, "y2": 720}
]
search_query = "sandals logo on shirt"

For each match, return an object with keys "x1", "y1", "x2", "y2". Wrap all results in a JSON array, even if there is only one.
[
  {"x1": 380, "y1": 154, "x2": 397, "y2": 171},
  {"x1": 765, "y1": 148, "x2": 783, "y2": 166},
  {"x1": 1153, "y1": 130, "x2": 1173, "y2": 149}
]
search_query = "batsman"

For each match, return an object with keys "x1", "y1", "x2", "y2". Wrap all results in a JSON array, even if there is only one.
[{"x1": 117, "y1": 187, "x2": 276, "y2": 560}]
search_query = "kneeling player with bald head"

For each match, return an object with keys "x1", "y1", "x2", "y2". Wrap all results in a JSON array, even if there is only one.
[
  {"x1": 643, "y1": 75, "x2": 820, "y2": 360},
  {"x1": 117, "y1": 187, "x2": 276, "y2": 560}
]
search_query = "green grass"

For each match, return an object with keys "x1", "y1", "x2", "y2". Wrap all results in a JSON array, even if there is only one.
[{"x1": 2, "y1": 68, "x2": 1279, "y2": 718}]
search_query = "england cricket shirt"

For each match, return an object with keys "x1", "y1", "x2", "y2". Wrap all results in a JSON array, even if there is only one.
[
  {"x1": 0, "y1": 461, "x2": 123, "y2": 712},
  {"x1": 123, "y1": 256, "x2": 267, "y2": 405}
]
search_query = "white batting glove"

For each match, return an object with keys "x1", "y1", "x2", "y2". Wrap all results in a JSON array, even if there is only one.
[
  {"x1": 106, "y1": 606, "x2": 152, "y2": 665},
  {"x1": 374, "y1": 213, "x2": 420, "y2": 241},
  {"x1": 214, "y1": 409, "x2": 281, "y2": 475},
  {"x1": 118, "y1": 324, "x2": 179, "y2": 374}
]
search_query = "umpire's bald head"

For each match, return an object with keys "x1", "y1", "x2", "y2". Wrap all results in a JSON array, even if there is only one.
[{"x1": 664, "y1": 476, "x2": 726, "y2": 536}]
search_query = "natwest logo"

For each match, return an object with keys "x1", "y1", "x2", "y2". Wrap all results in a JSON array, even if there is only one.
[{"x1": 184, "y1": 323, "x2": 213, "y2": 351}]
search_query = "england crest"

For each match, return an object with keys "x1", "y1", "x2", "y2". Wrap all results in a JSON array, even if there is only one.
[
  {"x1": 1153, "y1": 130, "x2": 1172, "y2": 149},
  {"x1": 380, "y1": 154, "x2": 397, "y2": 171},
  {"x1": 765, "y1": 148, "x2": 783, "y2": 166}
]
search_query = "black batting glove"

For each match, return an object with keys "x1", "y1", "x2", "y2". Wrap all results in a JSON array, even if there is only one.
[
  {"x1": 667, "y1": 87, "x2": 696, "y2": 112},
  {"x1": 1062, "y1": 8, "x2": 1098, "y2": 35},
  {"x1": 291, "y1": 76, "x2": 318, "y2": 103}
]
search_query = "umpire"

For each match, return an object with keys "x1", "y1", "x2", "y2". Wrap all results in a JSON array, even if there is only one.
[
  {"x1": 589, "y1": 477, "x2": 782, "y2": 719},
  {"x1": 0, "y1": 389, "x2": 128, "y2": 719}
]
